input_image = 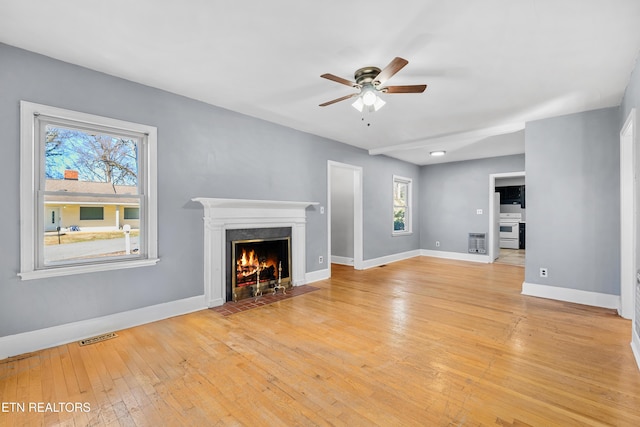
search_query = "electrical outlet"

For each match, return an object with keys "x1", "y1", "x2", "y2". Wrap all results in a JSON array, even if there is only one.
[
  {"x1": 319, "y1": 256, "x2": 324, "y2": 264},
  {"x1": 540, "y1": 268, "x2": 548, "y2": 278},
  {"x1": 435, "y1": 241, "x2": 440, "y2": 247},
  {"x1": 320, "y1": 206, "x2": 324, "y2": 214}
]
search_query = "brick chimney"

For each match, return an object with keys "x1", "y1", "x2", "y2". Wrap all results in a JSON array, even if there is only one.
[{"x1": 64, "y1": 170, "x2": 79, "y2": 180}]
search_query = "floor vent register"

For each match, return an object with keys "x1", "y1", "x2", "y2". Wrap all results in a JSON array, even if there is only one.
[{"x1": 78, "y1": 332, "x2": 118, "y2": 346}]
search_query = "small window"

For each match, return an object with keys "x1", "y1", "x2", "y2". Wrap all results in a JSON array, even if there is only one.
[
  {"x1": 80, "y1": 207, "x2": 105, "y2": 221},
  {"x1": 393, "y1": 175, "x2": 412, "y2": 235},
  {"x1": 124, "y1": 207, "x2": 140, "y2": 220},
  {"x1": 19, "y1": 101, "x2": 159, "y2": 280}
]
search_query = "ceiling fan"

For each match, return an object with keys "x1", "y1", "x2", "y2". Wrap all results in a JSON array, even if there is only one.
[{"x1": 319, "y1": 57, "x2": 427, "y2": 112}]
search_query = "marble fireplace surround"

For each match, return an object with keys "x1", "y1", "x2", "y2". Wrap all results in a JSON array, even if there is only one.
[{"x1": 192, "y1": 198, "x2": 318, "y2": 307}]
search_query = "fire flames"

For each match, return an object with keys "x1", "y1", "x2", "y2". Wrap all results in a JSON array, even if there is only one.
[
  {"x1": 238, "y1": 249, "x2": 259, "y2": 276},
  {"x1": 236, "y1": 248, "x2": 274, "y2": 286}
]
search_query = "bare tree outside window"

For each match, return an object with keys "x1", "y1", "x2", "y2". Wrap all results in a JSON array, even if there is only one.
[{"x1": 45, "y1": 127, "x2": 138, "y2": 187}]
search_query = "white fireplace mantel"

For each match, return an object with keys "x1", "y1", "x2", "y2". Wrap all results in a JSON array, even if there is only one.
[{"x1": 192, "y1": 198, "x2": 318, "y2": 307}]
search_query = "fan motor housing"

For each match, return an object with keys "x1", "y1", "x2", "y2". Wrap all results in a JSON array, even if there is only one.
[{"x1": 354, "y1": 67, "x2": 381, "y2": 86}]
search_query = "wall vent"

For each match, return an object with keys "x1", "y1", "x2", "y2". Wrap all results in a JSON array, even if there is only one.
[{"x1": 468, "y1": 233, "x2": 486, "y2": 254}]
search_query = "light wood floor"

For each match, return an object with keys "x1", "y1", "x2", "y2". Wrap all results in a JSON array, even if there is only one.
[
  {"x1": 495, "y1": 248, "x2": 526, "y2": 267},
  {"x1": 1, "y1": 257, "x2": 639, "y2": 426}
]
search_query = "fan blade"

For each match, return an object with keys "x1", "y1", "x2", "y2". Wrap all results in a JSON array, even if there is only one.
[
  {"x1": 319, "y1": 93, "x2": 358, "y2": 107},
  {"x1": 373, "y1": 57, "x2": 409, "y2": 86},
  {"x1": 382, "y1": 84, "x2": 427, "y2": 94},
  {"x1": 320, "y1": 73, "x2": 358, "y2": 87}
]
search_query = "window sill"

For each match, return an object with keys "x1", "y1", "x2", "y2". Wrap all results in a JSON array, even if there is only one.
[
  {"x1": 392, "y1": 231, "x2": 413, "y2": 237},
  {"x1": 18, "y1": 258, "x2": 160, "y2": 281}
]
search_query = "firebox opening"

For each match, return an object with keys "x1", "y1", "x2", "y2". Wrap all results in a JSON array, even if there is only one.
[{"x1": 230, "y1": 236, "x2": 291, "y2": 302}]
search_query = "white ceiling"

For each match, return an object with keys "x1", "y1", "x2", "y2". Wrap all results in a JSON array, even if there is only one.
[{"x1": 2, "y1": 0, "x2": 640, "y2": 165}]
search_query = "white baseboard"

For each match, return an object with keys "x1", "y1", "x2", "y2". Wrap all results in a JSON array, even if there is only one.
[
  {"x1": 521, "y1": 282, "x2": 620, "y2": 310},
  {"x1": 331, "y1": 256, "x2": 354, "y2": 266},
  {"x1": 305, "y1": 268, "x2": 330, "y2": 284},
  {"x1": 207, "y1": 297, "x2": 225, "y2": 308},
  {"x1": 420, "y1": 249, "x2": 491, "y2": 263},
  {"x1": 0, "y1": 295, "x2": 207, "y2": 360},
  {"x1": 361, "y1": 249, "x2": 421, "y2": 269}
]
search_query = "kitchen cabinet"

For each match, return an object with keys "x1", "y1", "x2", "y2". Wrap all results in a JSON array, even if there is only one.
[{"x1": 497, "y1": 185, "x2": 525, "y2": 207}]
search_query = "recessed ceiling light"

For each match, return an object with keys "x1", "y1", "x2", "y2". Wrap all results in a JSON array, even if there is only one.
[{"x1": 430, "y1": 150, "x2": 446, "y2": 157}]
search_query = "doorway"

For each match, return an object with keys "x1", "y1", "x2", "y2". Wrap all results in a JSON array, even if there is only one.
[
  {"x1": 327, "y1": 161, "x2": 363, "y2": 275},
  {"x1": 489, "y1": 171, "x2": 525, "y2": 265}
]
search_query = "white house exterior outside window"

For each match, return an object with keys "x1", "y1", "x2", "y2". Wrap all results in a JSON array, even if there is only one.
[
  {"x1": 393, "y1": 175, "x2": 412, "y2": 235},
  {"x1": 19, "y1": 101, "x2": 159, "y2": 280}
]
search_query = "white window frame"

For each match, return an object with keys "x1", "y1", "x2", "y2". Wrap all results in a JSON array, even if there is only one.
[
  {"x1": 19, "y1": 101, "x2": 159, "y2": 280},
  {"x1": 392, "y1": 175, "x2": 412, "y2": 235}
]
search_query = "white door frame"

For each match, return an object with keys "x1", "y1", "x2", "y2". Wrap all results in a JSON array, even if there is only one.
[
  {"x1": 327, "y1": 161, "x2": 364, "y2": 275},
  {"x1": 620, "y1": 108, "x2": 637, "y2": 319},
  {"x1": 488, "y1": 171, "x2": 525, "y2": 262}
]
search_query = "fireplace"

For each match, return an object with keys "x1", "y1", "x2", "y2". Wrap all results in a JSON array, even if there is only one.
[
  {"x1": 192, "y1": 198, "x2": 317, "y2": 307},
  {"x1": 226, "y1": 227, "x2": 292, "y2": 301}
]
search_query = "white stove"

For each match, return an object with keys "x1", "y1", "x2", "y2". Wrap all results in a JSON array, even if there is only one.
[{"x1": 499, "y1": 213, "x2": 522, "y2": 249}]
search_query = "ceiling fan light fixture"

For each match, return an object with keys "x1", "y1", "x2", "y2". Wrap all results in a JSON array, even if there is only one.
[
  {"x1": 430, "y1": 150, "x2": 446, "y2": 157},
  {"x1": 352, "y1": 93, "x2": 385, "y2": 112},
  {"x1": 373, "y1": 96, "x2": 386, "y2": 111},
  {"x1": 351, "y1": 97, "x2": 364, "y2": 112},
  {"x1": 352, "y1": 86, "x2": 385, "y2": 112},
  {"x1": 361, "y1": 88, "x2": 377, "y2": 106},
  {"x1": 320, "y1": 57, "x2": 425, "y2": 111}
]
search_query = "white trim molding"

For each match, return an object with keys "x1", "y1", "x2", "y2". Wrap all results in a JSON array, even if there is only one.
[
  {"x1": 632, "y1": 325, "x2": 640, "y2": 372},
  {"x1": 192, "y1": 198, "x2": 318, "y2": 307},
  {"x1": 305, "y1": 268, "x2": 330, "y2": 284},
  {"x1": 620, "y1": 108, "x2": 637, "y2": 319},
  {"x1": 331, "y1": 256, "x2": 354, "y2": 266},
  {"x1": 522, "y1": 282, "x2": 620, "y2": 310},
  {"x1": 0, "y1": 296, "x2": 206, "y2": 360},
  {"x1": 420, "y1": 249, "x2": 491, "y2": 263},
  {"x1": 19, "y1": 100, "x2": 159, "y2": 280},
  {"x1": 361, "y1": 250, "x2": 421, "y2": 269},
  {"x1": 352, "y1": 250, "x2": 490, "y2": 270}
]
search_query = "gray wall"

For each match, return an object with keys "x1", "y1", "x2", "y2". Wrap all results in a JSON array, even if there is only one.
[
  {"x1": 524, "y1": 107, "x2": 620, "y2": 294},
  {"x1": 496, "y1": 177, "x2": 525, "y2": 186},
  {"x1": 419, "y1": 153, "x2": 525, "y2": 252},
  {"x1": 330, "y1": 166, "x2": 354, "y2": 259},
  {"x1": 0, "y1": 43, "x2": 420, "y2": 337}
]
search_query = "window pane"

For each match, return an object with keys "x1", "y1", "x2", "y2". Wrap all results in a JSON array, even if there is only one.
[
  {"x1": 394, "y1": 207, "x2": 406, "y2": 231},
  {"x1": 43, "y1": 224, "x2": 140, "y2": 266},
  {"x1": 394, "y1": 181, "x2": 407, "y2": 207},
  {"x1": 393, "y1": 176, "x2": 411, "y2": 234},
  {"x1": 41, "y1": 123, "x2": 141, "y2": 266},
  {"x1": 45, "y1": 125, "x2": 139, "y2": 190},
  {"x1": 79, "y1": 207, "x2": 104, "y2": 220},
  {"x1": 124, "y1": 207, "x2": 140, "y2": 220}
]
